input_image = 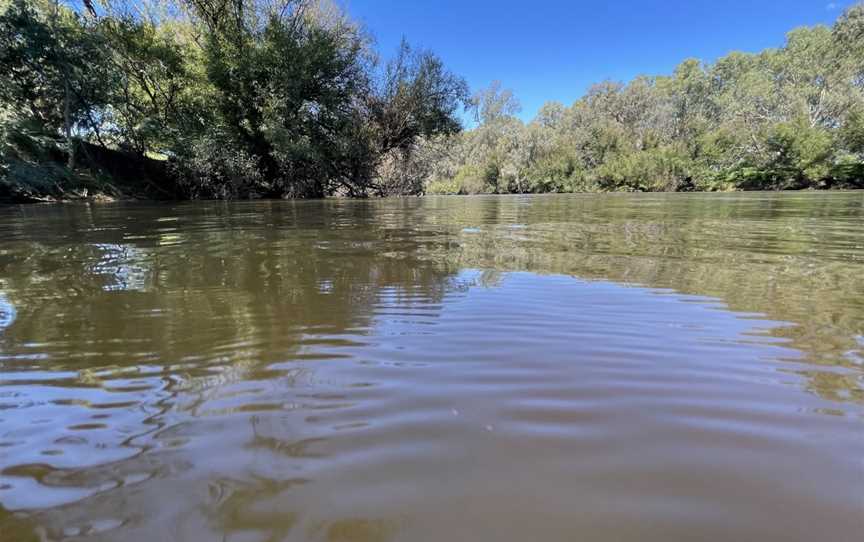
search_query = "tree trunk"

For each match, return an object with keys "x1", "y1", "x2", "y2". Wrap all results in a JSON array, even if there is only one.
[{"x1": 64, "y1": 76, "x2": 75, "y2": 169}]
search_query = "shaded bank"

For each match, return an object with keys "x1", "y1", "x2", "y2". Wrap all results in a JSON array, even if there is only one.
[{"x1": 0, "y1": 141, "x2": 181, "y2": 203}]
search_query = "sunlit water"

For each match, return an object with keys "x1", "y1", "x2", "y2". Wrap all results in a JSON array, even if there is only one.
[{"x1": 0, "y1": 193, "x2": 862, "y2": 541}]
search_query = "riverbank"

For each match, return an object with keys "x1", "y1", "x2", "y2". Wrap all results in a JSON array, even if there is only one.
[
  {"x1": 0, "y1": 141, "x2": 183, "y2": 204},
  {"x1": 3, "y1": 163, "x2": 862, "y2": 204}
]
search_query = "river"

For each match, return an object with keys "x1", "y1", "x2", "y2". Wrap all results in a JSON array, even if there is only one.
[{"x1": 0, "y1": 192, "x2": 862, "y2": 541}]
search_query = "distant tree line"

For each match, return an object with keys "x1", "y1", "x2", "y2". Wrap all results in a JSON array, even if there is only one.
[
  {"x1": 1, "y1": 1, "x2": 862, "y2": 201},
  {"x1": 0, "y1": 0, "x2": 468, "y2": 200},
  {"x1": 426, "y1": 4, "x2": 864, "y2": 193}
]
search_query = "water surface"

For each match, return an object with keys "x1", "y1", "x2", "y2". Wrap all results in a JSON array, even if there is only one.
[{"x1": 1, "y1": 193, "x2": 862, "y2": 541}]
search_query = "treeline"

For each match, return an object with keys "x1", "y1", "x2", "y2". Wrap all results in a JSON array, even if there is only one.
[
  {"x1": 0, "y1": 0, "x2": 468, "y2": 201},
  {"x1": 1, "y1": 1, "x2": 863, "y2": 202},
  {"x1": 426, "y1": 5, "x2": 864, "y2": 194}
]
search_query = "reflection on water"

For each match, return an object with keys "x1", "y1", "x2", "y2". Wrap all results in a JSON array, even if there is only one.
[
  {"x1": 0, "y1": 193, "x2": 862, "y2": 541},
  {"x1": 0, "y1": 293, "x2": 14, "y2": 331}
]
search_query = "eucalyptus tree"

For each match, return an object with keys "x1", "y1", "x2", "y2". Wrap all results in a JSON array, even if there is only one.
[{"x1": 426, "y1": 2, "x2": 864, "y2": 194}]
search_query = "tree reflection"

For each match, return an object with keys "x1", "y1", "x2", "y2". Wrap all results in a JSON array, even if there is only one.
[
  {"x1": 0, "y1": 195, "x2": 861, "y2": 406},
  {"x1": 418, "y1": 193, "x2": 864, "y2": 403}
]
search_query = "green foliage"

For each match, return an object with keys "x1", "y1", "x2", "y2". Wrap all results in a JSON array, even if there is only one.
[
  {"x1": 763, "y1": 120, "x2": 834, "y2": 187},
  {"x1": 0, "y1": 0, "x2": 115, "y2": 136},
  {"x1": 0, "y1": 0, "x2": 469, "y2": 200},
  {"x1": 97, "y1": 16, "x2": 197, "y2": 153},
  {"x1": 425, "y1": 3, "x2": 864, "y2": 194},
  {"x1": 1, "y1": 0, "x2": 862, "y2": 200},
  {"x1": 594, "y1": 146, "x2": 692, "y2": 192},
  {"x1": 841, "y1": 105, "x2": 864, "y2": 154}
]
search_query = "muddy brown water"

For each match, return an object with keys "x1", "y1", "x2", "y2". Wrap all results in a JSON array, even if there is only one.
[{"x1": 0, "y1": 193, "x2": 862, "y2": 541}]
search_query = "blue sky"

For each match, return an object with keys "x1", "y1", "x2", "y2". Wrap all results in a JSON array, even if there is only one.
[{"x1": 345, "y1": 0, "x2": 855, "y2": 121}]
